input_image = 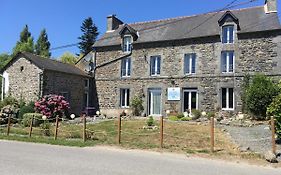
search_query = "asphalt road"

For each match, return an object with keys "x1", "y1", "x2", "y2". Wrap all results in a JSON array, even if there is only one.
[{"x1": 0, "y1": 140, "x2": 281, "y2": 175}]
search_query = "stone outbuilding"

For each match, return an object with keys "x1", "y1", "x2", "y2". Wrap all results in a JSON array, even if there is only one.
[
  {"x1": 0, "y1": 52, "x2": 91, "y2": 115},
  {"x1": 79, "y1": 0, "x2": 281, "y2": 117}
]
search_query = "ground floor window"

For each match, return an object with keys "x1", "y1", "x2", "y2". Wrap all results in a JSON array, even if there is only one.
[
  {"x1": 148, "y1": 88, "x2": 162, "y2": 115},
  {"x1": 183, "y1": 88, "x2": 198, "y2": 112},
  {"x1": 83, "y1": 92, "x2": 89, "y2": 109},
  {"x1": 221, "y1": 87, "x2": 234, "y2": 110},
  {"x1": 120, "y1": 88, "x2": 130, "y2": 108}
]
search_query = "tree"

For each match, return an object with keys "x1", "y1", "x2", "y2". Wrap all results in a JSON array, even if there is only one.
[
  {"x1": 59, "y1": 52, "x2": 78, "y2": 65},
  {"x1": 245, "y1": 74, "x2": 279, "y2": 119},
  {"x1": 78, "y1": 17, "x2": 98, "y2": 55},
  {"x1": 12, "y1": 25, "x2": 34, "y2": 56},
  {"x1": 20, "y1": 25, "x2": 31, "y2": 43},
  {"x1": 35, "y1": 29, "x2": 51, "y2": 58}
]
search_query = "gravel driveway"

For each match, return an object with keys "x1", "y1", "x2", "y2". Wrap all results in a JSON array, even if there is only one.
[{"x1": 220, "y1": 124, "x2": 281, "y2": 155}]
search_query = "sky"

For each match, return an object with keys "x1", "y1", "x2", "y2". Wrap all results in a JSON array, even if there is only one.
[{"x1": 0, "y1": 0, "x2": 280, "y2": 58}]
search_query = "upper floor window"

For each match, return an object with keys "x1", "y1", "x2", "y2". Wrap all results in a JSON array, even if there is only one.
[
  {"x1": 184, "y1": 53, "x2": 196, "y2": 74},
  {"x1": 150, "y1": 56, "x2": 161, "y2": 76},
  {"x1": 120, "y1": 88, "x2": 130, "y2": 108},
  {"x1": 222, "y1": 25, "x2": 234, "y2": 44},
  {"x1": 221, "y1": 51, "x2": 234, "y2": 73},
  {"x1": 123, "y1": 36, "x2": 132, "y2": 52},
  {"x1": 121, "y1": 58, "x2": 131, "y2": 77},
  {"x1": 222, "y1": 87, "x2": 234, "y2": 110},
  {"x1": 84, "y1": 79, "x2": 89, "y2": 88}
]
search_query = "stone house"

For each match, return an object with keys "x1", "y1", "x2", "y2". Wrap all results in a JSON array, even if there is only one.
[
  {"x1": 80, "y1": 0, "x2": 281, "y2": 117},
  {"x1": 0, "y1": 52, "x2": 91, "y2": 115}
]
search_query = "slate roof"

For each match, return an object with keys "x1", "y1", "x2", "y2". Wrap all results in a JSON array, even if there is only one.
[
  {"x1": 94, "y1": 6, "x2": 281, "y2": 47},
  {"x1": 1, "y1": 52, "x2": 89, "y2": 77}
]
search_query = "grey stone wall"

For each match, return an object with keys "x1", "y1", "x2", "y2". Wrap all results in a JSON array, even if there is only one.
[
  {"x1": 94, "y1": 32, "x2": 281, "y2": 116},
  {"x1": 5, "y1": 57, "x2": 42, "y2": 102},
  {"x1": 43, "y1": 70, "x2": 87, "y2": 115}
]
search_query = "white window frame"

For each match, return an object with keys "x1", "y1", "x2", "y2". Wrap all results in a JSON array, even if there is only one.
[
  {"x1": 84, "y1": 92, "x2": 89, "y2": 108},
  {"x1": 221, "y1": 51, "x2": 235, "y2": 73},
  {"x1": 221, "y1": 88, "x2": 234, "y2": 110},
  {"x1": 84, "y1": 79, "x2": 89, "y2": 89},
  {"x1": 184, "y1": 54, "x2": 196, "y2": 75},
  {"x1": 222, "y1": 25, "x2": 234, "y2": 44},
  {"x1": 150, "y1": 56, "x2": 161, "y2": 76},
  {"x1": 123, "y1": 35, "x2": 132, "y2": 53},
  {"x1": 183, "y1": 89, "x2": 198, "y2": 112},
  {"x1": 120, "y1": 88, "x2": 130, "y2": 108},
  {"x1": 121, "y1": 58, "x2": 131, "y2": 77}
]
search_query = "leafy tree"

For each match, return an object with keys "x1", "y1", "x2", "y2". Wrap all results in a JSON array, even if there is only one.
[
  {"x1": 267, "y1": 93, "x2": 281, "y2": 139},
  {"x1": 12, "y1": 37, "x2": 34, "y2": 56},
  {"x1": 78, "y1": 17, "x2": 99, "y2": 55},
  {"x1": 246, "y1": 74, "x2": 279, "y2": 119},
  {"x1": 59, "y1": 52, "x2": 78, "y2": 65},
  {"x1": 35, "y1": 29, "x2": 51, "y2": 58},
  {"x1": 12, "y1": 25, "x2": 34, "y2": 56}
]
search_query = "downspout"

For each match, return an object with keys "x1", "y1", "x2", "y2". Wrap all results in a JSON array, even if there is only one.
[{"x1": 0, "y1": 74, "x2": 4, "y2": 101}]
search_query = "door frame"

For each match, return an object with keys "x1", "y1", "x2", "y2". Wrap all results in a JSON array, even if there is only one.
[
  {"x1": 147, "y1": 88, "x2": 162, "y2": 116},
  {"x1": 182, "y1": 88, "x2": 198, "y2": 112}
]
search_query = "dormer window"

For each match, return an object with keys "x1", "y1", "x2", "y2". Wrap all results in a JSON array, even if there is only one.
[
  {"x1": 222, "y1": 25, "x2": 234, "y2": 44},
  {"x1": 123, "y1": 35, "x2": 132, "y2": 52}
]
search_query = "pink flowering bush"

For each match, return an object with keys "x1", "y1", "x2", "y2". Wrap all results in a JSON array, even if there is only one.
[{"x1": 35, "y1": 94, "x2": 70, "y2": 119}]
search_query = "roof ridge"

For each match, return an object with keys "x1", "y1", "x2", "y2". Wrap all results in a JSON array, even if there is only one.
[
  {"x1": 22, "y1": 52, "x2": 79, "y2": 68},
  {"x1": 129, "y1": 5, "x2": 263, "y2": 26}
]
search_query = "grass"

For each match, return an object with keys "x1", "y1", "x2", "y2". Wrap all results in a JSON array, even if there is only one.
[{"x1": 0, "y1": 118, "x2": 268, "y2": 163}]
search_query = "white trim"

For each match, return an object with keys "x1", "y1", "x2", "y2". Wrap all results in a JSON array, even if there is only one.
[
  {"x1": 221, "y1": 88, "x2": 234, "y2": 111},
  {"x1": 148, "y1": 89, "x2": 162, "y2": 115},
  {"x1": 121, "y1": 58, "x2": 131, "y2": 77},
  {"x1": 123, "y1": 35, "x2": 132, "y2": 53},
  {"x1": 120, "y1": 88, "x2": 130, "y2": 108},
  {"x1": 183, "y1": 89, "x2": 198, "y2": 112},
  {"x1": 221, "y1": 51, "x2": 234, "y2": 73},
  {"x1": 150, "y1": 56, "x2": 161, "y2": 76}
]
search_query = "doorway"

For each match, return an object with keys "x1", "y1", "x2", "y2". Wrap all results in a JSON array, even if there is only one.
[
  {"x1": 183, "y1": 89, "x2": 198, "y2": 112},
  {"x1": 148, "y1": 89, "x2": 162, "y2": 115}
]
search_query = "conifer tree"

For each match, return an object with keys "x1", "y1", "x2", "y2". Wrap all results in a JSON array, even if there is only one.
[
  {"x1": 78, "y1": 17, "x2": 98, "y2": 55},
  {"x1": 35, "y1": 29, "x2": 51, "y2": 57},
  {"x1": 12, "y1": 25, "x2": 34, "y2": 56}
]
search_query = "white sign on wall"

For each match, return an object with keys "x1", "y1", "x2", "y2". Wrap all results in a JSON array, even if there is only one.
[{"x1": 167, "y1": 87, "x2": 180, "y2": 101}]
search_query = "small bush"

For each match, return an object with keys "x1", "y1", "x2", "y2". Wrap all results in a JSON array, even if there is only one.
[
  {"x1": 22, "y1": 113, "x2": 43, "y2": 127},
  {"x1": 18, "y1": 101, "x2": 35, "y2": 119},
  {"x1": 131, "y1": 96, "x2": 144, "y2": 116},
  {"x1": 267, "y1": 94, "x2": 281, "y2": 139},
  {"x1": 176, "y1": 113, "x2": 184, "y2": 119},
  {"x1": 147, "y1": 116, "x2": 154, "y2": 126},
  {"x1": 40, "y1": 121, "x2": 51, "y2": 136},
  {"x1": 180, "y1": 117, "x2": 191, "y2": 121},
  {"x1": 168, "y1": 115, "x2": 178, "y2": 121},
  {"x1": 191, "y1": 109, "x2": 201, "y2": 120},
  {"x1": 0, "y1": 96, "x2": 19, "y2": 109},
  {"x1": 245, "y1": 74, "x2": 279, "y2": 120}
]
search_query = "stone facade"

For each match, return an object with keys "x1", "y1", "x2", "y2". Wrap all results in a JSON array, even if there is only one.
[
  {"x1": 94, "y1": 31, "x2": 281, "y2": 116},
  {"x1": 3, "y1": 56, "x2": 88, "y2": 115},
  {"x1": 4, "y1": 57, "x2": 43, "y2": 102}
]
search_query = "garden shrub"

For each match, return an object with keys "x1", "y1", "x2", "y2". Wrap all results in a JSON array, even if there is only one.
[
  {"x1": 0, "y1": 96, "x2": 19, "y2": 109},
  {"x1": 176, "y1": 113, "x2": 184, "y2": 119},
  {"x1": 267, "y1": 94, "x2": 281, "y2": 139},
  {"x1": 191, "y1": 109, "x2": 201, "y2": 120},
  {"x1": 131, "y1": 96, "x2": 144, "y2": 116},
  {"x1": 180, "y1": 117, "x2": 191, "y2": 121},
  {"x1": 245, "y1": 74, "x2": 279, "y2": 120},
  {"x1": 147, "y1": 116, "x2": 154, "y2": 126},
  {"x1": 206, "y1": 111, "x2": 215, "y2": 119},
  {"x1": 40, "y1": 121, "x2": 51, "y2": 136},
  {"x1": 168, "y1": 115, "x2": 178, "y2": 121},
  {"x1": 18, "y1": 101, "x2": 35, "y2": 119},
  {"x1": 35, "y1": 94, "x2": 69, "y2": 119},
  {"x1": 22, "y1": 113, "x2": 43, "y2": 127}
]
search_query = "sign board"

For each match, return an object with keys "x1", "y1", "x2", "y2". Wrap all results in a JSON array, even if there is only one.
[{"x1": 167, "y1": 87, "x2": 180, "y2": 101}]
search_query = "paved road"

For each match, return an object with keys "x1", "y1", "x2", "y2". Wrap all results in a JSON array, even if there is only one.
[{"x1": 0, "y1": 140, "x2": 280, "y2": 175}]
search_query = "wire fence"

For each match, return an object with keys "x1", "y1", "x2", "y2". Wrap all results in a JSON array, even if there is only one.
[{"x1": 0, "y1": 114, "x2": 277, "y2": 154}]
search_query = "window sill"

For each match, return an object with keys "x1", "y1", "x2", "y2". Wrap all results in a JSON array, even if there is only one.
[
  {"x1": 121, "y1": 76, "x2": 131, "y2": 78},
  {"x1": 150, "y1": 74, "x2": 161, "y2": 77},
  {"x1": 221, "y1": 108, "x2": 234, "y2": 111},
  {"x1": 121, "y1": 106, "x2": 130, "y2": 109}
]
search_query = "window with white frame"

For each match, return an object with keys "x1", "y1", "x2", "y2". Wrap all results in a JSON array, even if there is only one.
[
  {"x1": 121, "y1": 58, "x2": 131, "y2": 77},
  {"x1": 221, "y1": 88, "x2": 234, "y2": 110},
  {"x1": 84, "y1": 79, "x2": 89, "y2": 88},
  {"x1": 150, "y1": 56, "x2": 161, "y2": 76},
  {"x1": 222, "y1": 25, "x2": 234, "y2": 44},
  {"x1": 221, "y1": 51, "x2": 234, "y2": 73},
  {"x1": 184, "y1": 53, "x2": 196, "y2": 74},
  {"x1": 120, "y1": 88, "x2": 130, "y2": 108},
  {"x1": 123, "y1": 36, "x2": 132, "y2": 52}
]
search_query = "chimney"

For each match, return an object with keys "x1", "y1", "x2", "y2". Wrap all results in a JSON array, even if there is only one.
[
  {"x1": 264, "y1": 0, "x2": 277, "y2": 13},
  {"x1": 106, "y1": 15, "x2": 123, "y2": 32}
]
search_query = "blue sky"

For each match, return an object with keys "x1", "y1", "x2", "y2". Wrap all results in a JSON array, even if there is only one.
[{"x1": 0, "y1": 0, "x2": 280, "y2": 58}]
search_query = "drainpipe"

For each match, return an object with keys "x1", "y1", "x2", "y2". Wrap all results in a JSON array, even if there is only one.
[{"x1": 0, "y1": 74, "x2": 4, "y2": 101}]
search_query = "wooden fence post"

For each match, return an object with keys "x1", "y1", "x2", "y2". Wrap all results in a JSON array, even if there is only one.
[
  {"x1": 83, "y1": 114, "x2": 86, "y2": 142},
  {"x1": 210, "y1": 117, "x2": 215, "y2": 153},
  {"x1": 29, "y1": 115, "x2": 34, "y2": 138},
  {"x1": 117, "y1": 114, "x2": 121, "y2": 144},
  {"x1": 6, "y1": 114, "x2": 11, "y2": 136},
  {"x1": 271, "y1": 116, "x2": 276, "y2": 154},
  {"x1": 54, "y1": 115, "x2": 59, "y2": 140},
  {"x1": 160, "y1": 116, "x2": 164, "y2": 148}
]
